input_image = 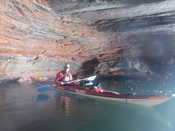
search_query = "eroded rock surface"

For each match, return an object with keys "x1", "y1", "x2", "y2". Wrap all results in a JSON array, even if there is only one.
[{"x1": 0, "y1": 0, "x2": 175, "y2": 83}]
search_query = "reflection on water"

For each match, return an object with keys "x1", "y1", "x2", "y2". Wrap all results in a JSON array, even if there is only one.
[
  {"x1": 57, "y1": 96, "x2": 72, "y2": 119},
  {"x1": 0, "y1": 82, "x2": 174, "y2": 131},
  {"x1": 36, "y1": 94, "x2": 50, "y2": 102}
]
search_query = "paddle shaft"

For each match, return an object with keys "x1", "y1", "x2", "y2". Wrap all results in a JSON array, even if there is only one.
[{"x1": 64, "y1": 75, "x2": 96, "y2": 84}]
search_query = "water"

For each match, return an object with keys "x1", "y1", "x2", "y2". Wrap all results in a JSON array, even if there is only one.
[{"x1": 0, "y1": 82, "x2": 175, "y2": 131}]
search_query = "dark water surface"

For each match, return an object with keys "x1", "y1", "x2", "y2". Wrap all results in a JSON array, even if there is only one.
[{"x1": 0, "y1": 82, "x2": 175, "y2": 131}]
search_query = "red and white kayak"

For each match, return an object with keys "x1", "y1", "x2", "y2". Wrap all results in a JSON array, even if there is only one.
[
  {"x1": 31, "y1": 76, "x2": 170, "y2": 106},
  {"x1": 55, "y1": 85, "x2": 170, "y2": 107}
]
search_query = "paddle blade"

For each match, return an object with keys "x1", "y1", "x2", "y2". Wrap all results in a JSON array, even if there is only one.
[
  {"x1": 86, "y1": 75, "x2": 96, "y2": 81},
  {"x1": 37, "y1": 85, "x2": 53, "y2": 92}
]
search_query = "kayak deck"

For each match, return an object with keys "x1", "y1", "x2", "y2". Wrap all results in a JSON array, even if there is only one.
[{"x1": 55, "y1": 85, "x2": 170, "y2": 106}]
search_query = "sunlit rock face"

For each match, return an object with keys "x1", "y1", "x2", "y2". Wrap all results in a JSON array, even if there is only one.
[
  {"x1": 0, "y1": 0, "x2": 103, "y2": 78},
  {"x1": 0, "y1": 0, "x2": 175, "y2": 82}
]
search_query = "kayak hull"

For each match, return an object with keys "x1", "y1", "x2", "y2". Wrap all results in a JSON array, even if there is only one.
[{"x1": 55, "y1": 86, "x2": 170, "y2": 106}]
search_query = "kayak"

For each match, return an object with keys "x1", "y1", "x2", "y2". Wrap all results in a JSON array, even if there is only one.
[
  {"x1": 31, "y1": 76, "x2": 170, "y2": 106},
  {"x1": 31, "y1": 77, "x2": 48, "y2": 82},
  {"x1": 55, "y1": 85, "x2": 170, "y2": 107}
]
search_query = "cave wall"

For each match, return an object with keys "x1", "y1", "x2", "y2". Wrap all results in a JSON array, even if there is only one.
[
  {"x1": 0, "y1": 0, "x2": 104, "y2": 78},
  {"x1": 1, "y1": 0, "x2": 175, "y2": 81}
]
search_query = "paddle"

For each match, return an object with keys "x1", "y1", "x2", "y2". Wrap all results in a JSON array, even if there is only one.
[
  {"x1": 36, "y1": 85, "x2": 55, "y2": 92},
  {"x1": 36, "y1": 75, "x2": 97, "y2": 92},
  {"x1": 65, "y1": 75, "x2": 97, "y2": 84}
]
